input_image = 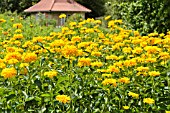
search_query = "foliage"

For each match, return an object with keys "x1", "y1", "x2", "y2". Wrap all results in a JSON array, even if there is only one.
[
  {"x1": 0, "y1": 0, "x2": 107, "y2": 18},
  {"x1": 105, "y1": 0, "x2": 170, "y2": 35},
  {"x1": 0, "y1": 13, "x2": 170, "y2": 112},
  {"x1": 76, "y1": 0, "x2": 106, "y2": 18}
]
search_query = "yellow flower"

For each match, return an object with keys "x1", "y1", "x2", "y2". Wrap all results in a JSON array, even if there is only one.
[
  {"x1": 124, "y1": 59, "x2": 137, "y2": 67},
  {"x1": 0, "y1": 63, "x2": 6, "y2": 69},
  {"x1": 56, "y1": 95, "x2": 71, "y2": 104},
  {"x1": 132, "y1": 47, "x2": 143, "y2": 54},
  {"x1": 0, "y1": 19, "x2": 6, "y2": 23},
  {"x1": 59, "y1": 14, "x2": 66, "y2": 18},
  {"x1": 4, "y1": 52, "x2": 22, "y2": 62},
  {"x1": 102, "y1": 78, "x2": 117, "y2": 87},
  {"x1": 102, "y1": 74, "x2": 112, "y2": 77},
  {"x1": 123, "y1": 106, "x2": 129, "y2": 110},
  {"x1": 106, "y1": 55, "x2": 119, "y2": 60},
  {"x1": 23, "y1": 52, "x2": 37, "y2": 63},
  {"x1": 71, "y1": 36, "x2": 81, "y2": 42},
  {"x1": 13, "y1": 23, "x2": 23, "y2": 29},
  {"x1": 128, "y1": 92, "x2": 139, "y2": 98},
  {"x1": 136, "y1": 66, "x2": 149, "y2": 72},
  {"x1": 149, "y1": 71, "x2": 160, "y2": 77},
  {"x1": 144, "y1": 46, "x2": 161, "y2": 54},
  {"x1": 118, "y1": 77, "x2": 130, "y2": 84},
  {"x1": 107, "y1": 66, "x2": 120, "y2": 73},
  {"x1": 143, "y1": 98, "x2": 155, "y2": 104},
  {"x1": 44, "y1": 70, "x2": 57, "y2": 78},
  {"x1": 62, "y1": 45, "x2": 78, "y2": 57},
  {"x1": 159, "y1": 52, "x2": 170, "y2": 60},
  {"x1": 91, "y1": 61, "x2": 103, "y2": 67},
  {"x1": 122, "y1": 47, "x2": 132, "y2": 54},
  {"x1": 20, "y1": 63, "x2": 29, "y2": 68},
  {"x1": 1, "y1": 67, "x2": 17, "y2": 79},
  {"x1": 78, "y1": 57, "x2": 91, "y2": 67},
  {"x1": 91, "y1": 51, "x2": 102, "y2": 57},
  {"x1": 105, "y1": 15, "x2": 111, "y2": 20},
  {"x1": 7, "y1": 58, "x2": 19, "y2": 64},
  {"x1": 165, "y1": 111, "x2": 170, "y2": 113}
]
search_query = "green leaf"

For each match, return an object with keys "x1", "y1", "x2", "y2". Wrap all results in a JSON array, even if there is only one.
[{"x1": 41, "y1": 93, "x2": 51, "y2": 97}]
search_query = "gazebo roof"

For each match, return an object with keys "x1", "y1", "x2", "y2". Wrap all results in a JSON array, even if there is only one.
[{"x1": 24, "y1": 0, "x2": 91, "y2": 13}]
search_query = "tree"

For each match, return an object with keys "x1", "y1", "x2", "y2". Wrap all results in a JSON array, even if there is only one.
[
  {"x1": 105, "y1": 0, "x2": 170, "y2": 34},
  {"x1": 76, "y1": 0, "x2": 106, "y2": 18}
]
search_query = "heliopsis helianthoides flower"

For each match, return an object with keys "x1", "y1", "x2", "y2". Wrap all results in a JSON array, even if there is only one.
[
  {"x1": 132, "y1": 47, "x2": 143, "y2": 54},
  {"x1": 0, "y1": 19, "x2": 6, "y2": 23},
  {"x1": 148, "y1": 32, "x2": 159, "y2": 37},
  {"x1": 106, "y1": 55, "x2": 119, "y2": 60},
  {"x1": 6, "y1": 47, "x2": 17, "y2": 52},
  {"x1": 123, "y1": 106, "x2": 129, "y2": 110},
  {"x1": 118, "y1": 77, "x2": 130, "y2": 84},
  {"x1": 124, "y1": 59, "x2": 137, "y2": 67},
  {"x1": 13, "y1": 23, "x2": 22, "y2": 29},
  {"x1": 122, "y1": 47, "x2": 132, "y2": 54},
  {"x1": 114, "y1": 19, "x2": 123, "y2": 24},
  {"x1": 136, "y1": 66, "x2": 149, "y2": 72},
  {"x1": 22, "y1": 52, "x2": 37, "y2": 63},
  {"x1": 15, "y1": 29, "x2": 22, "y2": 33},
  {"x1": 56, "y1": 95, "x2": 71, "y2": 104},
  {"x1": 1, "y1": 67, "x2": 17, "y2": 79},
  {"x1": 50, "y1": 40, "x2": 65, "y2": 47},
  {"x1": 0, "y1": 63, "x2": 6, "y2": 68},
  {"x1": 32, "y1": 36, "x2": 44, "y2": 43},
  {"x1": 165, "y1": 111, "x2": 170, "y2": 113},
  {"x1": 20, "y1": 63, "x2": 29, "y2": 68},
  {"x1": 149, "y1": 71, "x2": 160, "y2": 77},
  {"x1": 50, "y1": 32, "x2": 57, "y2": 37},
  {"x1": 71, "y1": 36, "x2": 81, "y2": 42},
  {"x1": 144, "y1": 46, "x2": 161, "y2": 54},
  {"x1": 128, "y1": 92, "x2": 139, "y2": 98},
  {"x1": 62, "y1": 45, "x2": 78, "y2": 57},
  {"x1": 145, "y1": 58, "x2": 157, "y2": 63},
  {"x1": 104, "y1": 15, "x2": 111, "y2": 20},
  {"x1": 137, "y1": 72, "x2": 148, "y2": 76},
  {"x1": 91, "y1": 61, "x2": 103, "y2": 67},
  {"x1": 143, "y1": 98, "x2": 155, "y2": 104},
  {"x1": 13, "y1": 34, "x2": 24, "y2": 40},
  {"x1": 22, "y1": 41, "x2": 33, "y2": 48},
  {"x1": 78, "y1": 57, "x2": 91, "y2": 67},
  {"x1": 44, "y1": 70, "x2": 57, "y2": 78},
  {"x1": 102, "y1": 78, "x2": 117, "y2": 87},
  {"x1": 107, "y1": 66, "x2": 120, "y2": 73},
  {"x1": 7, "y1": 58, "x2": 19, "y2": 65},
  {"x1": 159, "y1": 52, "x2": 170, "y2": 60},
  {"x1": 4, "y1": 52, "x2": 22, "y2": 62},
  {"x1": 59, "y1": 14, "x2": 66, "y2": 18},
  {"x1": 91, "y1": 51, "x2": 102, "y2": 57},
  {"x1": 114, "y1": 61, "x2": 123, "y2": 68},
  {"x1": 102, "y1": 74, "x2": 112, "y2": 77},
  {"x1": 97, "y1": 69, "x2": 108, "y2": 73}
]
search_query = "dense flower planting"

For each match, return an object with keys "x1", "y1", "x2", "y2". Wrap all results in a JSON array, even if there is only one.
[{"x1": 0, "y1": 14, "x2": 170, "y2": 112}]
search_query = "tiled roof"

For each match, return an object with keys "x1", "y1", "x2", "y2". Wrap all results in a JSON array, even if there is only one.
[{"x1": 24, "y1": 0, "x2": 91, "y2": 13}]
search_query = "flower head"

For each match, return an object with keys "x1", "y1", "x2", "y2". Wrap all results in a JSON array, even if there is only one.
[
  {"x1": 123, "y1": 106, "x2": 129, "y2": 110},
  {"x1": 23, "y1": 52, "x2": 37, "y2": 63},
  {"x1": 44, "y1": 70, "x2": 57, "y2": 78},
  {"x1": 143, "y1": 98, "x2": 155, "y2": 104},
  {"x1": 128, "y1": 92, "x2": 139, "y2": 98},
  {"x1": 102, "y1": 78, "x2": 117, "y2": 87},
  {"x1": 59, "y1": 14, "x2": 66, "y2": 18},
  {"x1": 118, "y1": 77, "x2": 130, "y2": 84},
  {"x1": 56, "y1": 95, "x2": 71, "y2": 104},
  {"x1": 1, "y1": 67, "x2": 17, "y2": 79}
]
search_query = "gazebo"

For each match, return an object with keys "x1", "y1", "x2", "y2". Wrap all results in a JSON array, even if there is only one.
[{"x1": 24, "y1": 0, "x2": 91, "y2": 26}]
